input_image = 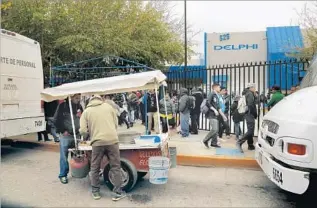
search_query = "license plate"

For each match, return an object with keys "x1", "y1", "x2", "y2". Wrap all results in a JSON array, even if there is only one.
[{"x1": 272, "y1": 167, "x2": 283, "y2": 185}]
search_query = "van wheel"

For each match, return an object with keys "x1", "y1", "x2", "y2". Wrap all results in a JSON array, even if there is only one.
[{"x1": 103, "y1": 158, "x2": 138, "y2": 192}]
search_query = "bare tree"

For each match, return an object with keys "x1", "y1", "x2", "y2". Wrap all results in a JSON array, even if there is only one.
[
  {"x1": 297, "y1": 1, "x2": 317, "y2": 59},
  {"x1": 148, "y1": 0, "x2": 202, "y2": 57}
]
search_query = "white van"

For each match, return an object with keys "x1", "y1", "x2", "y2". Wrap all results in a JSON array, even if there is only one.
[
  {"x1": 0, "y1": 29, "x2": 45, "y2": 138},
  {"x1": 255, "y1": 56, "x2": 317, "y2": 195}
]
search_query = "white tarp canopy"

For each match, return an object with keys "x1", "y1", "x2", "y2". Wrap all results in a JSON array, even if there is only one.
[{"x1": 41, "y1": 70, "x2": 167, "y2": 102}]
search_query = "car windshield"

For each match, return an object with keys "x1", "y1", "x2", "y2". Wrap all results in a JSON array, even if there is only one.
[{"x1": 300, "y1": 56, "x2": 317, "y2": 89}]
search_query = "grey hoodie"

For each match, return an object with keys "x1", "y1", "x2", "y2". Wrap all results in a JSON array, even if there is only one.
[
  {"x1": 159, "y1": 96, "x2": 175, "y2": 115},
  {"x1": 179, "y1": 88, "x2": 190, "y2": 114}
]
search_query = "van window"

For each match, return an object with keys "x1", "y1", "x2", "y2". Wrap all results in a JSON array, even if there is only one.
[{"x1": 300, "y1": 58, "x2": 317, "y2": 89}]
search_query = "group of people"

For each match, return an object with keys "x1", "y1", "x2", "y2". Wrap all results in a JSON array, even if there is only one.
[
  {"x1": 200, "y1": 83, "x2": 258, "y2": 152},
  {"x1": 38, "y1": 82, "x2": 300, "y2": 201},
  {"x1": 200, "y1": 82, "x2": 300, "y2": 153}
]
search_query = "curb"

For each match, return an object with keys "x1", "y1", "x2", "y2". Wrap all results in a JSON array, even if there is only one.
[
  {"x1": 177, "y1": 155, "x2": 259, "y2": 169},
  {"x1": 5, "y1": 140, "x2": 259, "y2": 169}
]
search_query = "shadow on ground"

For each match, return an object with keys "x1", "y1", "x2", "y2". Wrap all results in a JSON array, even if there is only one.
[
  {"x1": 1, "y1": 140, "x2": 44, "y2": 158},
  {"x1": 282, "y1": 188, "x2": 315, "y2": 208},
  {"x1": 1, "y1": 201, "x2": 31, "y2": 208}
]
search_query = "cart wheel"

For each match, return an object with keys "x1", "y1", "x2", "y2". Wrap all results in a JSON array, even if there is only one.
[
  {"x1": 103, "y1": 158, "x2": 138, "y2": 192},
  {"x1": 137, "y1": 172, "x2": 148, "y2": 180}
]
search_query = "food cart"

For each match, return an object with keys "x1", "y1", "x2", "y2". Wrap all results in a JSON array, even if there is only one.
[{"x1": 41, "y1": 70, "x2": 173, "y2": 192}]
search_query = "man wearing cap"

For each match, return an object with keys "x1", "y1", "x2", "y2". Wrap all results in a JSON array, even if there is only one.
[
  {"x1": 79, "y1": 95, "x2": 125, "y2": 201},
  {"x1": 267, "y1": 85, "x2": 285, "y2": 108},
  {"x1": 237, "y1": 83, "x2": 257, "y2": 152}
]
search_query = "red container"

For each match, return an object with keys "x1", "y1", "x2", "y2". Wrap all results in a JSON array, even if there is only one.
[{"x1": 70, "y1": 155, "x2": 90, "y2": 178}]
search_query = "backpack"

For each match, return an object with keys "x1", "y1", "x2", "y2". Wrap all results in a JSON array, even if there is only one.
[
  {"x1": 188, "y1": 96, "x2": 195, "y2": 110},
  {"x1": 200, "y1": 99, "x2": 209, "y2": 115},
  {"x1": 237, "y1": 95, "x2": 248, "y2": 114}
]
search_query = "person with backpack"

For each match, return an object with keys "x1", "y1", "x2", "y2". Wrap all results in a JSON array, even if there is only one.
[
  {"x1": 202, "y1": 83, "x2": 222, "y2": 148},
  {"x1": 236, "y1": 83, "x2": 258, "y2": 152},
  {"x1": 178, "y1": 88, "x2": 193, "y2": 138},
  {"x1": 230, "y1": 95, "x2": 244, "y2": 140}
]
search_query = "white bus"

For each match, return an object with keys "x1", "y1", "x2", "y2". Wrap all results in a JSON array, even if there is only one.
[{"x1": 0, "y1": 29, "x2": 45, "y2": 138}]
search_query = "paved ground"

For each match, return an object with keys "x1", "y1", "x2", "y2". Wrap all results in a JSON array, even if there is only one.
[{"x1": 1, "y1": 144, "x2": 313, "y2": 207}]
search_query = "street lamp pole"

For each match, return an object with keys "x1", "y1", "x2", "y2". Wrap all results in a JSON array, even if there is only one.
[{"x1": 184, "y1": 0, "x2": 187, "y2": 87}]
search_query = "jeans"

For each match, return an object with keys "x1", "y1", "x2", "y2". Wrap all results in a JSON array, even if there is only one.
[
  {"x1": 234, "y1": 122, "x2": 242, "y2": 140},
  {"x1": 203, "y1": 118, "x2": 219, "y2": 145},
  {"x1": 190, "y1": 113, "x2": 199, "y2": 134},
  {"x1": 91, "y1": 144, "x2": 123, "y2": 194},
  {"x1": 59, "y1": 136, "x2": 75, "y2": 178},
  {"x1": 128, "y1": 110, "x2": 135, "y2": 123},
  {"x1": 218, "y1": 114, "x2": 230, "y2": 138},
  {"x1": 47, "y1": 117, "x2": 59, "y2": 140},
  {"x1": 180, "y1": 112, "x2": 190, "y2": 137},
  {"x1": 238, "y1": 114, "x2": 255, "y2": 147},
  {"x1": 140, "y1": 103, "x2": 145, "y2": 124}
]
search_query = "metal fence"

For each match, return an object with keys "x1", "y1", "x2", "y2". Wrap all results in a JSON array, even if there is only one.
[{"x1": 165, "y1": 59, "x2": 310, "y2": 134}]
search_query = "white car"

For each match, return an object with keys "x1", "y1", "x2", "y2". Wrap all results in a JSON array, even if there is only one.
[{"x1": 255, "y1": 57, "x2": 317, "y2": 195}]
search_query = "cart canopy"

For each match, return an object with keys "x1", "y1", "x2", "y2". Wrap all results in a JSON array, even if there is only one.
[{"x1": 41, "y1": 70, "x2": 167, "y2": 102}]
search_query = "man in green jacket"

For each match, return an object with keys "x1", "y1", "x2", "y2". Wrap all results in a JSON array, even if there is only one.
[
  {"x1": 80, "y1": 94, "x2": 125, "y2": 201},
  {"x1": 267, "y1": 85, "x2": 285, "y2": 108}
]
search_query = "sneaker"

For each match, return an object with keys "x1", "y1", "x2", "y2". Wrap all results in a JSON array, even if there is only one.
[
  {"x1": 112, "y1": 192, "x2": 127, "y2": 201},
  {"x1": 236, "y1": 142, "x2": 244, "y2": 153},
  {"x1": 92, "y1": 192, "x2": 101, "y2": 200},
  {"x1": 54, "y1": 138, "x2": 60, "y2": 143},
  {"x1": 210, "y1": 144, "x2": 221, "y2": 148},
  {"x1": 248, "y1": 145, "x2": 255, "y2": 151},
  {"x1": 59, "y1": 177, "x2": 68, "y2": 184},
  {"x1": 202, "y1": 140, "x2": 209, "y2": 148}
]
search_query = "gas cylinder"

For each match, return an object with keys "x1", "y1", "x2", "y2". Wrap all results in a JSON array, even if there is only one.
[{"x1": 70, "y1": 154, "x2": 90, "y2": 178}]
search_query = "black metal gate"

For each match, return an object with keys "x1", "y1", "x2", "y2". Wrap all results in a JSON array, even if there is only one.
[{"x1": 165, "y1": 59, "x2": 309, "y2": 134}]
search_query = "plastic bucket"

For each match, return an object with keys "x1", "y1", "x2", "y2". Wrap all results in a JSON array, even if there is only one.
[
  {"x1": 149, "y1": 156, "x2": 170, "y2": 185},
  {"x1": 168, "y1": 147, "x2": 177, "y2": 168}
]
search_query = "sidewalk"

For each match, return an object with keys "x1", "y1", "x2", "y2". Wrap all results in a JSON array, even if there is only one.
[
  {"x1": 168, "y1": 131, "x2": 258, "y2": 169},
  {"x1": 5, "y1": 122, "x2": 259, "y2": 169}
]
